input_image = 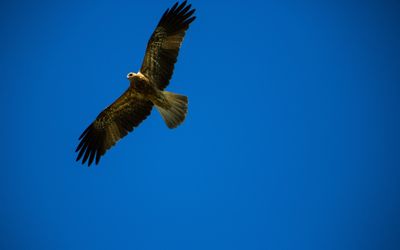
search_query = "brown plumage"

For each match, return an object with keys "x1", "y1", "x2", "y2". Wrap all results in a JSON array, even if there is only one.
[
  {"x1": 141, "y1": 1, "x2": 196, "y2": 90},
  {"x1": 76, "y1": 1, "x2": 196, "y2": 166}
]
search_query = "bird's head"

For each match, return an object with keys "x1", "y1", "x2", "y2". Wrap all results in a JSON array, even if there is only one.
[{"x1": 127, "y1": 72, "x2": 136, "y2": 80}]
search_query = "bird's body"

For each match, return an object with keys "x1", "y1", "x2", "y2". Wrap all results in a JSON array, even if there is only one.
[
  {"x1": 128, "y1": 72, "x2": 176, "y2": 113},
  {"x1": 76, "y1": 1, "x2": 196, "y2": 166},
  {"x1": 129, "y1": 72, "x2": 158, "y2": 101}
]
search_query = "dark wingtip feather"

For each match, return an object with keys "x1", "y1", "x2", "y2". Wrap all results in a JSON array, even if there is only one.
[
  {"x1": 78, "y1": 125, "x2": 91, "y2": 140},
  {"x1": 88, "y1": 150, "x2": 95, "y2": 166},
  {"x1": 170, "y1": 2, "x2": 179, "y2": 13},
  {"x1": 95, "y1": 149, "x2": 103, "y2": 165},
  {"x1": 81, "y1": 143, "x2": 91, "y2": 165},
  {"x1": 182, "y1": 16, "x2": 196, "y2": 27},
  {"x1": 87, "y1": 136, "x2": 100, "y2": 166},
  {"x1": 76, "y1": 126, "x2": 96, "y2": 166},
  {"x1": 181, "y1": 0, "x2": 188, "y2": 8},
  {"x1": 174, "y1": 1, "x2": 187, "y2": 15},
  {"x1": 75, "y1": 139, "x2": 85, "y2": 152},
  {"x1": 158, "y1": 8, "x2": 170, "y2": 25},
  {"x1": 76, "y1": 143, "x2": 87, "y2": 162},
  {"x1": 158, "y1": 1, "x2": 195, "y2": 31},
  {"x1": 184, "y1": 9, "x2": 195, "y2": 19},
  {"x1": 181, "y1": 4, "x2": 192, "y2": 15}
]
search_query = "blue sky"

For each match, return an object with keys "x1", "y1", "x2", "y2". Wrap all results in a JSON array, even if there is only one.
[{"x1": 1, "y1": 0, "x2": 400, "y2": 249}]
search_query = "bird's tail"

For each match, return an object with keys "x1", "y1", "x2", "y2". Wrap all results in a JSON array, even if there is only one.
[{"x1": 155, "y1": 91, "x2": 188, "y2": 129}]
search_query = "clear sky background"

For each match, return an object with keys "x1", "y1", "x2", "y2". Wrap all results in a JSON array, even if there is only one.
[{"x1": 1, "y1": 0, "x2": 400, "y2": 249}]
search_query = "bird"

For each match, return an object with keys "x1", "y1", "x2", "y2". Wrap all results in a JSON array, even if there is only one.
[{"x1": 75, "y1": 1, "x2": 196, "y2": 166}]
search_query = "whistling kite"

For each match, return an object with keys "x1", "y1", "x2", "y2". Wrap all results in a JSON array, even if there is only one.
[{"x1": 76, "y1": 1, "x2": 196, "y2": 166}]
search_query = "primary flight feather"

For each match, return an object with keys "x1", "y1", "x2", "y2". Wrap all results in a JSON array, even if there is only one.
[{"x1": 76, "y1": 1, "x2": 196, "y2": 166}]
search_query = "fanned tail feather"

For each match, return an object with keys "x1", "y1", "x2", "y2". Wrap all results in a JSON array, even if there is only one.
[{"x1": 155, "y1": 91, "x2": 188, "y2": 128}]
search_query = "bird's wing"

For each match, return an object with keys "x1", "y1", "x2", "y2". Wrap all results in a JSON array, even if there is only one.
[
  {"x1": 140, "y1": 1, "x2": 196, "y2": 90},
  {"x1": 76, "y1": 89, "x2": 153, "y2": 166}
]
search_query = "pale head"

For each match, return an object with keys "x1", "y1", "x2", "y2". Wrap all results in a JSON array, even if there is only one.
[{"x1": 127, "y1": 72, "x2": 137, "y2": 80}]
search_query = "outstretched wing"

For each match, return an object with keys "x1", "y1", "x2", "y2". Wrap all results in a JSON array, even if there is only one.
[
  {"x1": 140, "y1": 1, "x2": 196, "y2": 90},
  {"x1": 76, "y1": 89, "x2": 153, "y2": 166}
]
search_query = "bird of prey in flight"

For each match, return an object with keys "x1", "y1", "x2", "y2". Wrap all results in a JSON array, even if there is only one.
[{"x1": 76, "y1": 1, "x2": 196, "y2": 166}]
